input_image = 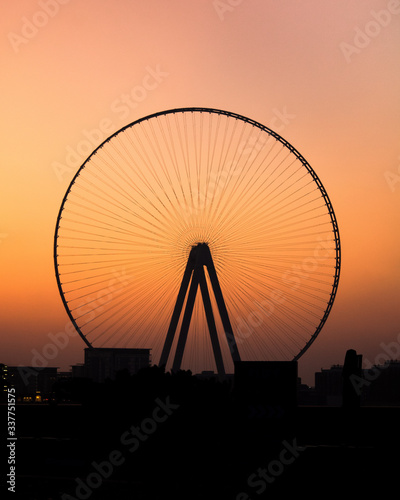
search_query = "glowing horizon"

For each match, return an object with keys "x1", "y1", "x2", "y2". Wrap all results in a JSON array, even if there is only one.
[{"x1": 1, "y1": 0, "x2": 399, "y2": 385}]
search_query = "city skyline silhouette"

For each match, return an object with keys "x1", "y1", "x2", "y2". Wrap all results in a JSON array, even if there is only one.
[{"x1": 1, "y1": 1, "x2": 399, "y2": 499}]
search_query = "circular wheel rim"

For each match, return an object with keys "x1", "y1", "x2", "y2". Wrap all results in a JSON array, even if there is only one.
[{"x1": 54, "y1": 107, "x2": 341, "y2": 373}]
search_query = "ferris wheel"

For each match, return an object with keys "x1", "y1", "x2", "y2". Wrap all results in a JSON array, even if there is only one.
[{"x1": 54, "y1": 107, "x2": 340, "y2": 375}]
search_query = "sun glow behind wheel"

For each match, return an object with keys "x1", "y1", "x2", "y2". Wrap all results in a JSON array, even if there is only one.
[{"x1": 54, "y1": 108, "x2": 340, "y2": 374}]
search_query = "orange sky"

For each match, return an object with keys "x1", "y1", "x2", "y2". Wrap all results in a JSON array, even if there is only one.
[{"x1": 1, "y1": 0, "x2": 400, "y2": 385}]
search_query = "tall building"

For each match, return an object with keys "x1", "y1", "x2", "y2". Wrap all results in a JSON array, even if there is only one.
[
  {"x1": 84, "y1": 348, "x2": 151, "y2": 383},
  {"x1": 315, "y1": 365, "x2": 343, "y2": 406}
]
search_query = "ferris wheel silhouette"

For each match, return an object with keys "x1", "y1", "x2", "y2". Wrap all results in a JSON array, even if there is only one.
[{"x1": 54, "y1": 107, "x2": 340, "y2": 376}]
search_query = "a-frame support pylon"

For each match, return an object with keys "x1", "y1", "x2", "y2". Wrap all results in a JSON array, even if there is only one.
[{"x1": 159, "y1": 243, "x2": 241, "y2": 376}]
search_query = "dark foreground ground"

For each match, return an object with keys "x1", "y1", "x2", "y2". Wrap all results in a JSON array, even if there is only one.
[{"x1": 2, "y1": 375, "x2": 400, "y2": 499}]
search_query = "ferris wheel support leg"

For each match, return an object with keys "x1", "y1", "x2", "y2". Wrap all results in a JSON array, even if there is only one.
[
  {"x1": 204, "y1": 248, "x2": 241, "y2": 364},
  {"x1": 159, "y1": 259, "x2": 194, "y2": 368},
  {"x1": 198, "y1": 266, "x2": 226, "y2": 378},
  {"x1": 172, "y1": 266, "x2": 201, "y2": 373}
]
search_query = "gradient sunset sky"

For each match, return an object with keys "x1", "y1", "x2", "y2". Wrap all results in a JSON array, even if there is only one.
[{"x1": 1, "y1": 0, "x2": 399, "y2": 385}]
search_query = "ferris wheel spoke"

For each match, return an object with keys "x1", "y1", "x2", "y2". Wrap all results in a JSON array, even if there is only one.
[
  {"x1": 217, "y1": 145, "x2": 293, "y2": 217},
  {"x1": 65, "y1": 191, "x2": 165, "y2": 236},
  {"x1": 220, "y1": 179, "x2": 318, "y2": 240},
  {"x1": 76, "y1": 159, "x2": 181, "y2": 238},
  {"x1": 211, "y1": 170, "x2": 308, "y2": 241}
]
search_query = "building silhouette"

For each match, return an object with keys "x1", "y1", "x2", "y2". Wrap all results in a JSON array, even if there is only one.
[
  {"x1": 84, "y1": 347, "x2": 151, "y2": 383},
  {"x1": 2, "y1": 351, "x2": 399, "y2": 406},
  {"x1": 1, "y1": 363, "x2": 8, "y2": 401},
  {"x1": 71, "y1": 363, "x2": 85, "y2": 378},
  {"x1": 315, "y1": 364, "x2": 343, "y2": 406},
  {"x1": 4, "y1": 366, "x2": 58, "y2": 402},
  {"x1": 363, "y1": 360, "x2": 400, "y2": 405},
  {"x1": 342, "y1": 348, "x2": 363, "y2": 408}
]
